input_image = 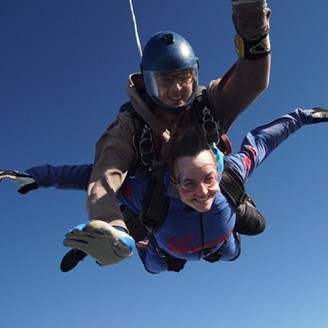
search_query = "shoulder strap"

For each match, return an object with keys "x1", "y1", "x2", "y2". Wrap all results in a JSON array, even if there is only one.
[{"x1": 119, "y1": 101, "x2": 158, "y2": 177}]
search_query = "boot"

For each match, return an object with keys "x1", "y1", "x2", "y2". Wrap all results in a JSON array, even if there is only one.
[
  {"x1": 60, "y1": 248, "x2": 87, "y2": 272},
  {"x1": 234, "y1": 196, "x2": 266, "y2": 236}
]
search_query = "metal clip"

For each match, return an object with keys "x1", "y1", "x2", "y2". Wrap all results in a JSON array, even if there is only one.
[
  {"x1": 202, "y1": 107, "x2": 220, "y2": 145},
  {"x1": 139, "y1": 124, "x2": 156, "y2": 166}
]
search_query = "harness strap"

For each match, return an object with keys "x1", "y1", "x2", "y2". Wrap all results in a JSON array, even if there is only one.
[{"x1": 139, "y1": 165, "x2": 169, "y2": 233}]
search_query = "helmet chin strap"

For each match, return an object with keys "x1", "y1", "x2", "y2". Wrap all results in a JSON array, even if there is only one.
[{"x1": 129, "y1": 0, "x2": 143, "y2": 59}]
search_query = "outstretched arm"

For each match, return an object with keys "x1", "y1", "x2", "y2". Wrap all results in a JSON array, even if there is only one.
[
  {"x1": 0, "y1": 164, "x2": 93, "y2": 193},
  {"x1": 27, "y1": 164, "x2": 93, "y2": 191},
  {"x1": 228, "y1": 108, "x2": 328, "y2": 181}
]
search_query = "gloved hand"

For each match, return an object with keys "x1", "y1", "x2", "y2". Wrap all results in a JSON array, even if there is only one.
[
  {"x1": 0, "y1": 170, "x2": 38, "y2": 194},
  {"x1": 232, "y1": 0, "x2": 270, "y2": 45},
  {"x1": 64, "y1": 220, "x2": 135, "y2": 266},
  {"x1": 311, "y1": 108, "x2": 328, "y2": 123}
]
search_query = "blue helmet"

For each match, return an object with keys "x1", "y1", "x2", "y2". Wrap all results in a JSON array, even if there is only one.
[{"x1": 141, "y1": 31, "x2": 199, "y2": 114}]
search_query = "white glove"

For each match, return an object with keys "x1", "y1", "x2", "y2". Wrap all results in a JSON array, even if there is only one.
[
  {"x1": 63, "y1": 220, "x2": 135, "y2": 266},
  {"x1": 0, "y1": 170, "x2": 37, "y2": 194}
]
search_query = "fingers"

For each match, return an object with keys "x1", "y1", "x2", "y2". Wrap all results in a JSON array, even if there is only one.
[
  {"x1": 0, "y1": 170, "x2": 35, "y2": 184},
  {"x1": 63, "y1": 238, "x2": 88, "y2": 249},
  {"x1": 0, "y1": 171, "x2": 18, "y2": 182}
]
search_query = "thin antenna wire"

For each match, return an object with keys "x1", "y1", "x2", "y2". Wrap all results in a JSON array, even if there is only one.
[{"x1": 129, "y1": 0, "x2": 143, "y2": 58}]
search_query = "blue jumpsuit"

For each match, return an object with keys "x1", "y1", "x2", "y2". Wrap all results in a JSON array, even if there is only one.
[{"x1": 25, "y1": 109, "x2": 314, "y2": 273}]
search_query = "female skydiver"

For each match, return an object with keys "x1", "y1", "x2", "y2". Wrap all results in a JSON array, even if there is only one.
[{"x1": 1, "y1": 107, "x2": 327, "y2": 273}]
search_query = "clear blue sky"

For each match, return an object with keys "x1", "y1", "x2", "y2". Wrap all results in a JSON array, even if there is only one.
[{"x1": 1, "y1": 1, "x2": 327, "y2": 327}]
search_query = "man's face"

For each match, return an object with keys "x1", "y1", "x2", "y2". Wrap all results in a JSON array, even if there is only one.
[{"x1": 155, "y1": 69, "x2": 195, "y2": 108}]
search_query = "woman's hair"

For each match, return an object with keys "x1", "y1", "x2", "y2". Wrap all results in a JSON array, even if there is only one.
[{"x1": 167, "y1": 126, "x2": 217, "y2": 180}]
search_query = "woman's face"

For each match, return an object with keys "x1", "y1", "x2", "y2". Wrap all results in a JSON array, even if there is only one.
[{"x1": 174, "y1": 150, "x2": 220, "y2": 212}]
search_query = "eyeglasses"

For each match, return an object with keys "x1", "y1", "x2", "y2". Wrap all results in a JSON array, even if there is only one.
[
  {"x1": 156, "y1": 70, "x2": 194, "y2": 87},
  {"x1": 173, "y1": 169, "x2": 220, "y2": 192}
]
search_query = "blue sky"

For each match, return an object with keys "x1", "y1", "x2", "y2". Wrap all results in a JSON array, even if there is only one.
[{"x1": 1, "y1": 1, "x2": 327, "y2": 327}]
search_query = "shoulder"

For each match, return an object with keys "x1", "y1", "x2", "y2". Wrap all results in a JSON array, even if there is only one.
[
  {"x1": 104, "y1": 110, "x2": 137, "y2": 134},
  {"x1": 94, "y1": 110, "x2": 137, "y2": 152}
]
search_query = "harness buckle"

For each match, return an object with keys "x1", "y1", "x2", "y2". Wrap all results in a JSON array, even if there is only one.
[
  {"x1": 202, "y1": 107, "x2": 220, "y2": 146},
  {"x1": 139, "y1": 124, "x2": 156, "y2": 167}
]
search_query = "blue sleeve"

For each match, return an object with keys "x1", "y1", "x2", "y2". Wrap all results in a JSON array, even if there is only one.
[
  {"x1": 226, "y1": 108, "x2": 313, "y2": 182},
  {"x1": 26, "y1": 164, "x2": 93, "y2": 191}
]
